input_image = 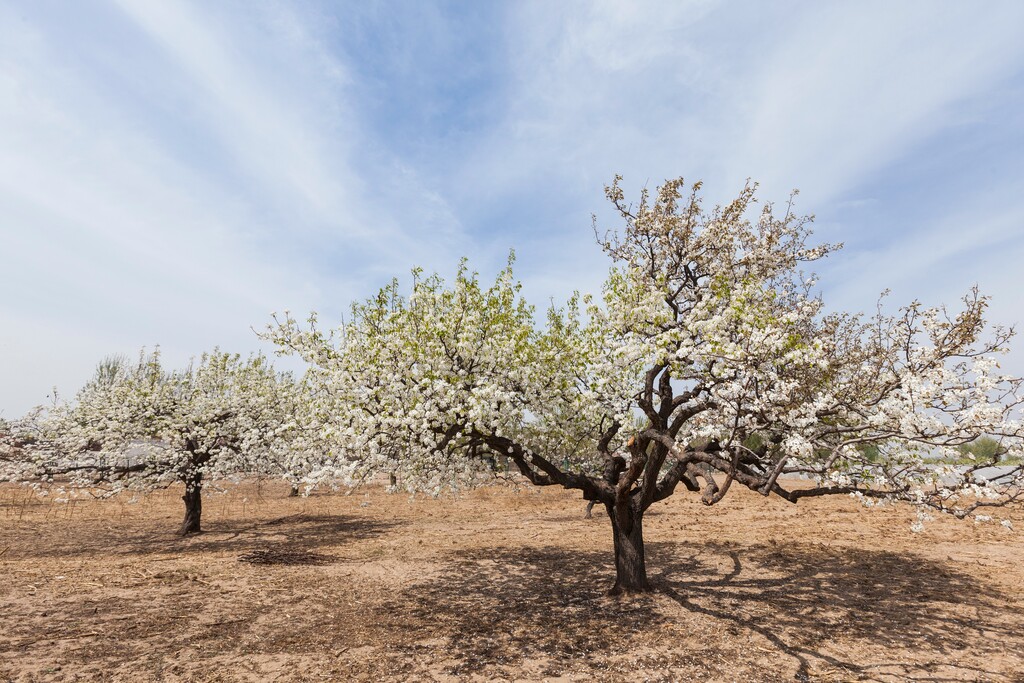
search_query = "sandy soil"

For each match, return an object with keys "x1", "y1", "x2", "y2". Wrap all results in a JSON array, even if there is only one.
[{"x1": 0, "y1": 480, "x2": 1022, "y2": 682}]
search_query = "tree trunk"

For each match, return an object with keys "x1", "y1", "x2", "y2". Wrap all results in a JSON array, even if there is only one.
[
  {"x1": 289, "y1": 483, "x2": 300, "y2": 497},
  {"x1": 608, "y1": 505, "x2": 650, "y2": 594},
  {"x1": 180, "y1": 471, "x2": 203, "y2": 536}
]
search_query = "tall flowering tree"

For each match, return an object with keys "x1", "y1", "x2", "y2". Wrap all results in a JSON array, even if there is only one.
[
  {"x1": 267, "y1": 177, "x2": 1024, "y2": 592},
  {"x1": 22, "y1": 349, "x2": 301, "y2": 535}
]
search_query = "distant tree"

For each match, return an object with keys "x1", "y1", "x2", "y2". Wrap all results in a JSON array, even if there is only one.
[
  {"x1": 0, "y1": 416, "x2": 21, "y2": 471},
  {"x1": 0, "y1": 407, "x2": 52, "y2": 479},
  {"x1": 20, "y1": 349, "x2": 301, "y2": 534},
  {"x1": 266, "y1": 177, "x2": 1024, "y2": 593},
  {"x1": 957, "y1": 436, "x2": 1004, "y2": 462},
  {"x1": 857, "y1": 443, "x2": 882, "y2": 463}
]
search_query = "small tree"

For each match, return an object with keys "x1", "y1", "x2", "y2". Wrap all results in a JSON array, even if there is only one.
[
  {"x1": 1, "y1": 415, "x2": 28, "y2": 475},
  {"x1": 1, "y1": 416, "x2": 18, "y2": 470},
  {"x1": 1, "y1": 406, "x2": 57, "y2": 484},
  {"x1": 27, "y1": 348, "x2": 298, "y2": 535},
  {"x1": 957, "y1": 436, "x2": 1004, "y2": 462},
  {"x1": 267, "y1": 177, "x2": 1024, "y2": 592}
]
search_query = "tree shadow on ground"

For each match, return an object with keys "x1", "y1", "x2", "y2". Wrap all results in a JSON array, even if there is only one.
[
  {"x1": 376, "y1": 545, "x2": 663, "y2": 678},
  {"x1": 385, "y1": 541, "x2": 1019, "y2": 681},
  {"x1": 180, "y1": 513, "x2": 402, "y2": 557},
  {"x1": 18, "y1": 513, "x2": 400, "y2": 559},
  {"x1": 650, "y1": 541, "x2": 1018, "y2": 681}
]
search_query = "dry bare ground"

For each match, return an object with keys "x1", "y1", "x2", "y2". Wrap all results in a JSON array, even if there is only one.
[{"x1": 0, "y1": 480, "x2": 1022, "y2": 682}]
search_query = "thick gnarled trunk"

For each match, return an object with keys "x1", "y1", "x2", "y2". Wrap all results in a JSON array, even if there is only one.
[
  {"x1": 179, "y1": 471, "x2": 203, "y2": 535},
  {"x1": 608, "y1": 505, "x2": 650, "y2": 594}
]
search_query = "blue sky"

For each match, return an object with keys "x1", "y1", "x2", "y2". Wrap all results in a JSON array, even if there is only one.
[{"x1": 2, "y1": 0, "x2": 1023, "y2": 416}]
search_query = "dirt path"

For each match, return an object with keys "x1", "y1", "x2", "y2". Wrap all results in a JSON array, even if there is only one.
[{"x1": 1, "y1": 482, "x2": 1022, "y2": 682}]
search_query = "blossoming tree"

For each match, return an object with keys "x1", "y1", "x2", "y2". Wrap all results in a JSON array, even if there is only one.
[
  {"x1": 257, "y1": 371, "x2": 344, "y2": 497},
  {"x1": 24, "y1": 349, "x2": 304, "y2": 535},
  {"x1": 266, "y1": 177, "x2": 1024, "y2": 592}
]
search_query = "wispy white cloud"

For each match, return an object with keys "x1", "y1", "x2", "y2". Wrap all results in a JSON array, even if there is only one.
[
  {"x1": 448, "y1": 0, "x2": 1024, "y2": 340},
  {"x1": 0, "y1": 4, "x2": 322, "y2": 414},
  {"x1": 474, "y1": 0, "x2": 1024, "y2": 201},
  {"x1": 823, "y1": 195, "x2": 1024, "y2": 310},
  {"x1": 0, "y1": 0, "x2": 470, "y2": 415},
  {"x1": 819, "y1": 193, "x2": 1024, "y2": 375},
  {"x1": 2, "y1": 0, "x2": 1023, "y2": 415},
  {"x1": 723, "y1": 2, "x2": 1024, "y2": 203},
  {"x1": 110, "y1": 0, "x2": 357, "y2": 227}
]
